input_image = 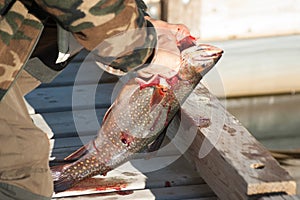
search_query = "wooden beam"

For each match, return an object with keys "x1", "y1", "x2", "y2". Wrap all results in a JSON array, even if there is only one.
[
  {"x1": 163, "y1": 0, "x2": 300, "y2": 40},
  {"x1": 224, "y1": 94, "x2": 300, "y2": 150},
  {"x1": 259, "y1": 195, "x2": 300, "y2": 200},
  {"x1": 25, "y1": 83, "x2": 115, "y2": 113},
  {"x1": 167, "y1": 83, "x2": 296, "y2": 199},
  {"x1": 51, "y1": 156, "x2": 212, "y2": 199},
  {"x1": 203, "y1": 35, "x2": 300, "y2": 98}
]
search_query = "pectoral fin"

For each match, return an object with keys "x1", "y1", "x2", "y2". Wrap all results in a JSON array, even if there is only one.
[
  {"x1": 64, "y1": 142, "x2": 91, "y2": 161},
  {"x1": 146, "y1": 128, "x2": 167, "y2": 153}
]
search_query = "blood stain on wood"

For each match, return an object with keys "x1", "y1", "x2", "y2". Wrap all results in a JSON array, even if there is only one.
[
  {"x1": 223, "y1": 124, "x2": 237, "y2": 136},
  {"x1": 116, "y1": 190, "x2": 134, "y2": 195},
  {"x1": 197, "y1": 117, "x2": 211, "y2": 128},
  {"x1": 165, "y1": 181, "x2": 171, "y2": 187},
  {"x1": 69, "y1": 177, "x2": 130, "y2": 192}
]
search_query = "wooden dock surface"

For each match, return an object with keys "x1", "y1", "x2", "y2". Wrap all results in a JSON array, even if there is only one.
[{"x1": 24, "y1": 37, "x2": 300, "y2": 199}]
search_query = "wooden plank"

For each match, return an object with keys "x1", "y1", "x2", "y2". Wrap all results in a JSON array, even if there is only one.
[
  {"x1": 52, "y1": 160, "x2": 148, "y2": 198},
  {"x1": 164, "y1": 0, "x2": 300, "y2": 40},
  {"x1": 143, "y1": 156, "x2": 206, "y2": 188},
  {"x1": 201, "y1": 35, "x2": 300, "y2": 97},
  {"x1": 52, "y1": 156, "x2": 211, "y2": 199},
  {"x1": 34, "y1": 109, "x2": 107, "y2": 138},
  {"x1": 52, "y1": 185, "x2": 216, "y2": 200},
  {"x1": 25, "y1": 83, "x2": 115, "y2": 113},
  {"x1": 167, "y1": 83, "x2": 296, "y2": 199},
  {"x1": 224, "y1": 94, "x2": 300, "y2": 142},
  {"x1": 51, "y1": 135, "x2": 94, "y2": 150},
  {"x1": 260, "y1": 136, "x2": 300, "y2": 151},
  {"x1": 31, "y1": 114, "x2": 54, "y2": 139},
  {"x1": 270, "y1": 153, "x2": 300, "y2": 195},
  {"x1": 24, "y1": 98, "x2": 35, "y2": 115},
  {"x1": 259, "y1": 195, "x2": 300, "y2": 200},
  {"x1": 40, "y1": 59, "x2": 118, "y2": 87}
]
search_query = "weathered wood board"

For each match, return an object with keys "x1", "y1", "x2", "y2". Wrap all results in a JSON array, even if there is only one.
[
  {"x1": 53, "y1": 185, "x2": 216, "y2": 200},
  {"x1": 167, "y1": 83, "x2": 297, "y2": 199},
  {"x1": 259, "y1": 195, "x2": 300, "y2": 200},
  {"x1": 163, "y1": 0, "x2": 300, "y2": 40},
  {"x1": 40, "y1": 51, "x2": 118, "y2": 88},
  {"x1": 25, "y1": 83, "x2": 115, "y2": 113},
  {"x1": 201, "y1": 35, "x2": 300, "y2": 97},
  {"x1": 51, "y1": 156, "x2": 214, "y2": 199},
  {"x1": 224, "y1": 94, "x2": 300, "y2": 150}
]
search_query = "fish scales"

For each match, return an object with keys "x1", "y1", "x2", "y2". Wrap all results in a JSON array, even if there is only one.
[{"x1": 52, "y1": 37, "x2": 223, "y2": 193}]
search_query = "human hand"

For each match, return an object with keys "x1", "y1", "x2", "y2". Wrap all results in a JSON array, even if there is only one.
[{"x1": 138, "y1": 17, "x2": 193, "y2": 79}]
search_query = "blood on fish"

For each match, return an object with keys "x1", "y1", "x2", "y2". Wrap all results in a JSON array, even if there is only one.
[
  {"x1": 120, "y1": 132, "x2": 134, "y2": 147},
  {"x1": 189, "y1": 35, "x2": 196, "y2": 41},
  {"x1": 166, "y1": 75, "x2": 179, "y2": 87},
  {"x1": 136, "y1": 75, "x2": 160, "y2": 90}
]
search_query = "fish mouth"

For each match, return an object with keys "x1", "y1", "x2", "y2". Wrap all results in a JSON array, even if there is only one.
[
  {"x1": 182, "y1": 44, "x2": 223, "y2": 63},
  {"x1": 193, "y1": 44, "x2": 223, "y2": 60}
]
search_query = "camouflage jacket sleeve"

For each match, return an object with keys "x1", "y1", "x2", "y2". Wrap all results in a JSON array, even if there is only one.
[
  {"x1": 0, "y1": 0, "x2": 43, "y2": 100},
  {"x1": 0, "y1": 0, "x2": 156, "y2": 101},
  {"x1": 34, "y1": 0, "x2": 157, "y2": 75}
]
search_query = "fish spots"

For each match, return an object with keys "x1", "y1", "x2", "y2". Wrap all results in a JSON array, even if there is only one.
[{"x1": 223, "y1": 124, "x2": 236, "y2": 136}]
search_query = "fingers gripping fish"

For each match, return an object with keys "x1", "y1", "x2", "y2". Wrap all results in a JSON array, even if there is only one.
[{"x1": 52, "y1": 37, "x2": 223, "y2": 193}]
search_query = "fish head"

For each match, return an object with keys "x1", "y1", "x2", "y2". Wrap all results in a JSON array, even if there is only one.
[{"x1": 180, "y1": 44, "x2": 223, "y2": 80}]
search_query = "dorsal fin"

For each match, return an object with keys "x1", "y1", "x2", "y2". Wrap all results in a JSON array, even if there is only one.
[
  {"x1": 64, "y1": 143, "x2": 90, "y2": 161},
  {"x1": 102, "y1": 103, "x2": 115, "y2": 124}
]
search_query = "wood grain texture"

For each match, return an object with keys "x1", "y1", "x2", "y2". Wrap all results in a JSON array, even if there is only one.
[
  {"x1": 164, "y1": 0, "x2": 300, "y2": 40},
  {"x1": 202, "y1": 35, "x2": 300, "y2": 97},
  {"x1": 53, "y1": 185, "x2": 215, "y2": 200},
  {"x1": 25, "y1": 83, "x2": 115, "y2": 113},
  {"x1": 224, "y1": 94, "x2": 300, "y2": 149},
  {"x1": 168, "y1": 83, "x2": 296, "y2": 199},
  {"x1": 51, "y1": 156, "x2": 212, "y2": 199},
  {"x1": 40, "y1": 53, "x2": 118, "y2": 87},
  {"x1": 259, "y1": 195, "x2": 300, "y2": 200},
  {"x1": 32, "y1": 109, "x2": 107, "y2": 138}
]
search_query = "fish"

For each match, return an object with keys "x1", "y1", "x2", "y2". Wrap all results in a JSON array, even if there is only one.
[{"x1": 52, "y1": 37, "x2": 223, "y2": 193}]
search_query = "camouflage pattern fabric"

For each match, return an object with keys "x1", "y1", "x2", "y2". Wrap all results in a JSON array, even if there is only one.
[
  {"x1": 0, "y1": 0, "x2": 43, "y2": 100},
  {"x1": 34, "y1": 0, "x2": 157, "y2": 75},
  {"x1": 0, "y1": 0, "x2": 157, "y2": 101}
]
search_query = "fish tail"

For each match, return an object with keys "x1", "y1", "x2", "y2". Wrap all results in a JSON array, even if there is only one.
[
  {"x1": 53, "y1": 176, "x2": 76, "y2": 193},
  {"x1": 51, "y1": 164, "x2": 75, "y2": 193}
]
